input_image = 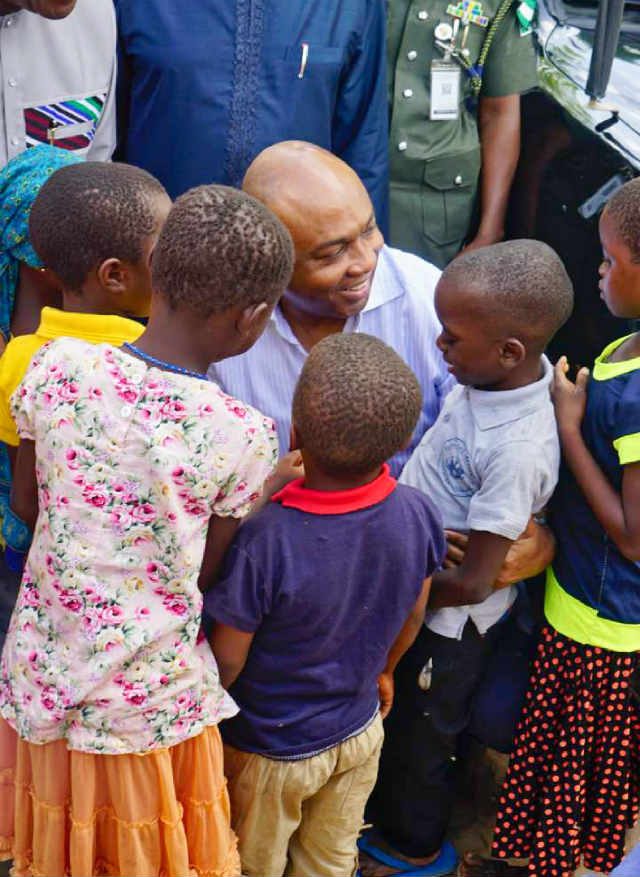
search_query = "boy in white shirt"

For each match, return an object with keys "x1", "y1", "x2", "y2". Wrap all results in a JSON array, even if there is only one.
[{"x1": 361, "y1": 239, "x2": 574, "y2": 877}]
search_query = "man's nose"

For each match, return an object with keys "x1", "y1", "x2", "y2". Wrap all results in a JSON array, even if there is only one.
[{"x1": 348, "y1": 237, "x2": 379, "y2": 275}]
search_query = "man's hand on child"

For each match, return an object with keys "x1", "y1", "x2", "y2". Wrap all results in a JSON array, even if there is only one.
[
  {"x1": 552, "y1": 356, "x2": 590, "y2": 435},
  {"x1": 494, "y1": 518, "x2": 555, "y2": 588},
  {"x1": 444, "y1": 520, "x2": 556, "y2": 587},
  {"x1": 377, "y1": 672, "x2": 394, "y2": 719}
]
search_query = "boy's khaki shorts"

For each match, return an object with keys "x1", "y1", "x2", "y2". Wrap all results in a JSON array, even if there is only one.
[{"x1": 224, "y1": 713, "x2": 383, "y2": 877}]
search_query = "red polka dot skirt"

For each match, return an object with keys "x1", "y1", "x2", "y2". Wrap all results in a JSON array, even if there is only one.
[{"x1": 491, "y1": 625, "x2": 640, "y2": 877}]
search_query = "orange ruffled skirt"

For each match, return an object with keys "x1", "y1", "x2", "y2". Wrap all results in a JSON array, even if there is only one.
[{"x1": 0, "y1": 717, "x2": 240, "y2": 877}]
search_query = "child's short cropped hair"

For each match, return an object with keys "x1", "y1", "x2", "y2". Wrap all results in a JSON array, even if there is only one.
[
  {"x1": 442, "y1": 239, "x2": 574, "y2": 350},
  {"x1": 293, "y1": 333, "x2": 422, "y2": 477},
  {"x1": 605, "y1": 178, "x2": 640, "y2": 261},
  {"x1": 29, "y1": 161, "x2": 168, "y2": 290},
  {"x1": 152, "y1": 185, "x2": 294, "y2": 316}
]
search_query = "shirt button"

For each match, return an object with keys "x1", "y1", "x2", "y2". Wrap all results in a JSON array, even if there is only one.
[
  {"x1": 120, "y1": 405, "x2": 132, "y2": 418},
  {"x1": 418, "y1": 10, "x2": 429, "y2": 19},
  {"x1": 10, "y1": 137, "x2": 19, "y2": 146},
  {"x1": 398, "y1": 141, "x2": 408, "y2": 151},
  {"x1": 5, "y1": 16, "x2": 13, "y2": 26},
  {"x1": 403, "y1": 88, "x2": 414, "y2": 98},
  {"x1": 454, "y1": 174, "x2": 463, "y2": 186},
  {"x1": 8, "y1": 77, "x2": 17, "y2": 87},
  {"x1": 407, "y1": 50, "x2": 418, "y2": 61}
]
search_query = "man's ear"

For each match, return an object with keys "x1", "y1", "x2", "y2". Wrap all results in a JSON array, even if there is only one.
[
  {"x1": 96, "y1": 257, "x2": 128, "y2": 294},
  {"x1": 499, "y1": 337, "x2": 526, "y2": 370},
  {"x1": 236, "y1": 301, "x2": 270, "y2": 338}
]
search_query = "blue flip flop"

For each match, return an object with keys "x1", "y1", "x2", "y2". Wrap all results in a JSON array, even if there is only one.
[{"x1": 358, "y1": 832, "x2": 458, "y2": 877}]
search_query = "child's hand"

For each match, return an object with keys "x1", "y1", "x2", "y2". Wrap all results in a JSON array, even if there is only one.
[
  {"x1": 552, "y1": 356, "x2": 590, "y2": 434},
  {"x1": 377, "y1": 672, "x2": 394, "y2": 719},
  {"x1": 262, "y1": 451, "x2": 304, "y2": 500},
  {"x1": 246, "y1": 451, "x2": 305, "y2": 518},
  {"x1": 270, "y1": 450, "x2": 304, "y2": 491},
  {"x1": 443, "y1": 529, "x2": 467, "y2": 568}
]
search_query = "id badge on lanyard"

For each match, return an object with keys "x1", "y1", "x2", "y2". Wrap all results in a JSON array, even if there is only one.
[{"x1": 430, "y1": 59, "x2": 460, "y2": 121}]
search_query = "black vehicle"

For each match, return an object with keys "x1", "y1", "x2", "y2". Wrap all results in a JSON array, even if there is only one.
[{"x1": 508, "y1": 0, "x2": 640, "y2": 366}]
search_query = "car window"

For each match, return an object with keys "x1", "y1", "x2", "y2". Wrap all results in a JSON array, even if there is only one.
[{"x1": 559, "y1": 0, "x2": 640, "y2": 35}]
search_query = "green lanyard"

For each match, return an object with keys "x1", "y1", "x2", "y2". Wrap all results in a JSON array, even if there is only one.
[
  {"x1": 437, "y1": 0, "x2": 536, "y2": 99},
  {"x1": 459, "y1": 0, "x2": 517, "y2": 98}
]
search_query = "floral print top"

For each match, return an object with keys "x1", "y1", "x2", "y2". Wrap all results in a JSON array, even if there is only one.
[{"x1": 0, "y1": 339, "x2": 278, "y2": 754}]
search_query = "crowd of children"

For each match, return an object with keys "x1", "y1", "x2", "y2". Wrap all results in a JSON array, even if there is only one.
[{"x1": 0, "y1": 143, "x2": 638, "y2": 877}]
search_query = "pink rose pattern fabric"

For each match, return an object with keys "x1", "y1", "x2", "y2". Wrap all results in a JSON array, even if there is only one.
[{"x1": 0, "y1": 339, "x2": 277, "y2": 754}]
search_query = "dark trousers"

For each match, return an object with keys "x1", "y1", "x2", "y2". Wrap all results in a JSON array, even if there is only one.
[{"x1": 367, "y1": 611, "x2": 535, "y2": 858}]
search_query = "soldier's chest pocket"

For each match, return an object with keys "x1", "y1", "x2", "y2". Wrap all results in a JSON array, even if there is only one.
[
  {"x1": 422, "y1": 147, "x2": 482, "y2": 246},
  {"x1": 24, "y1": 90, "x2": 107, "y2": 153}
]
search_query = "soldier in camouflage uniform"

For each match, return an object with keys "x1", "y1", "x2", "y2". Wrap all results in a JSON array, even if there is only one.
[{"x1": 387, "y1": 0, "x2": 538, "y2": 267}]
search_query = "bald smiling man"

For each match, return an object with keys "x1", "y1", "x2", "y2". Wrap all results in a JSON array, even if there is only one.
[
  {"x1": 210, "y1": 142, "x2": 557, "y2": 877},
  {"x1": 209, "y1": 141, "x2": 452, "y2": 476}
]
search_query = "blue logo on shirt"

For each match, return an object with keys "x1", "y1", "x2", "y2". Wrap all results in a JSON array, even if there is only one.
[{"x1": 440, "y1": 438, "x2": 475, "y2": 497}]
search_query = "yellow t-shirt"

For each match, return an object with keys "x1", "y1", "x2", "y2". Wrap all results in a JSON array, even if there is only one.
[{"x1": 0, "y1": 307, "x2": 143, "y2": 446}]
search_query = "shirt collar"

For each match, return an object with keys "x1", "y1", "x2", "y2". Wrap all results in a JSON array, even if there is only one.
[
  {"x1": 361, "y1": 245, "x2": 406, "y2": 313},
  {"x1": 271, "y1": 464, "x2": 396, "y2": 514},
  {"x1": 467, "y1": 355, "x2": 553, "y2": 431},
  {"x1": 270, "y1": 246, "x2": 404, "y2": 346},
  {"x1": 37, "y1": 307, "x2": 144, "y2": 345},
  {"x1": 593, "y1": 333, "x2": 640, "y2": 380}
]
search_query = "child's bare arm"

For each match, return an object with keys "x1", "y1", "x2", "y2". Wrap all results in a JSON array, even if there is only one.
[
  {"x1": 197, "y1": 516, "x2": 241, "y2": 592},
  {"x1": 378, "y1": 576, "x2": 432, "y2": 718},
  {"x1": 554, "y1": 358, "x2": 640, "y2": 561},
  {"x1": 560, "y1": 437, "x2": 640, "y2": 560},
  {"x1": 429, "y1": 530, "x2": 513, "y2": 609},
  {"x1": 209, "y1": 623, "x2": 255, "y2": 689},
  {"x1": 555, "y1": 361, "x2": 640, "y2": 560},
  {"x1": 444, "y1": 517, "x2": 556, "y2": 586},
  {"x1": 10, "y1": 439, "x2": 38, "y2": 531}
]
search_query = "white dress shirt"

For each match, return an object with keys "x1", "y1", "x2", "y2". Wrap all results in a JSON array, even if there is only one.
[{"x1": 210, "y1": 245, "x2": 454, "y2": 476}]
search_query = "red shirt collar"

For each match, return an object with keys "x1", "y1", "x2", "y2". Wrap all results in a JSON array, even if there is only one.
[{"x1": 271, "y1": 464, "x2": 396, "y2": 514}]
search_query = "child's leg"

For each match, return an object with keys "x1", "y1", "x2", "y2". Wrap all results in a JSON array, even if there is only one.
[
  {"x1": 224, "y1": 742, "x2": 334, "y2": 877},
  {"x1": 286, "y1": 715, "x2": 383, "y2": 877},
  {"x1": 367, "y1": 622, "x2": 496, "y2": 859},
  {"x1": 0, "y1": 718, "x2": 16, "y2": 862},
  {"x1": 490, "y1": 628, "x2": 640, "y2": 877}
]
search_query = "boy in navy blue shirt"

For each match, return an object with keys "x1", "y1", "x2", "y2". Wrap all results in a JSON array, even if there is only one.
[{"x1": 206, "y1": 333, "x2": 444, "y2": 877}]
